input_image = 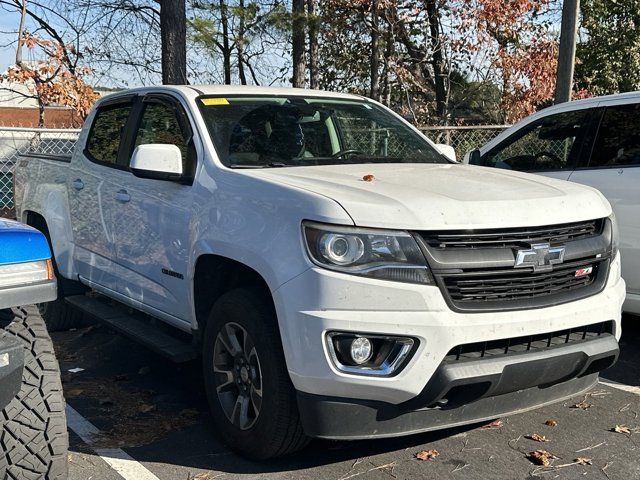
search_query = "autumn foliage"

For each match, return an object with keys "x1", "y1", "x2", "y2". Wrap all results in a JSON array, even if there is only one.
[
  {"x1": 453, "y1": 0, "x2": 559, "y2": 122},
  {"x1": 2, "y1": 34, "x2": 98, "y2": 125}
]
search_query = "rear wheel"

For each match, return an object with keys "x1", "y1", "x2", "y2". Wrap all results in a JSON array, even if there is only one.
[
  {"x1": 0, "y1": 306, "x2": 68, "y2": 479},
  {"x1": 203, "y1": 288, "x2": 309, "y2": 459}
]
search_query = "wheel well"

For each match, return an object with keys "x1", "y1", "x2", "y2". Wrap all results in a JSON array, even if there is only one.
[
  {"x1": 193, "y1": 255, "x2": 272, "y2": 332},
  {"x1": 25, "y1": 211, "x2": 47, "y2": 233}
]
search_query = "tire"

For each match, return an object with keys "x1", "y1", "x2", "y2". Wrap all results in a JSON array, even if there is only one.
[
  {"x1": 38, "y1": 300, "x2": 84, "y2": 333},
  {"x1": 203, "y1": 287, "x2": 309, "y2": 460},
  {"x1": 0, "y1": 306, "x2": 68, "y2": 479},
  {"x1": 28, "y1": 216, "x2": 86, "y2": 332}
]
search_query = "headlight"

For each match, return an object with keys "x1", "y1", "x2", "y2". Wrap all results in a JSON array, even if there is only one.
[
  {"x1": 302, "y1": 221, "x2": 433, "y2": 284},
  {"x1": 0, "y1": 260, "x2": 54, "y2": 289},
  {"x1": 608, "y1": 213, "x2": 619, "y2": 256}
]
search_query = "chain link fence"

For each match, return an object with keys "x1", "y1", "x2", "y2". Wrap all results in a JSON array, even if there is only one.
[
  {"x1": 0, "y1": 127, "x2": 80, "y2": 218},
  {"x1": 420, "y1": 125, "x2": 508, "y2": 160},
  {"x1": 0, "y1": 125, "x2": 509, "y2": 219}
]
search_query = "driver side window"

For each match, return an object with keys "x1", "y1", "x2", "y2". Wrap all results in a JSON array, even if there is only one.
[{"x1": 483, "y1": 110, "x2": 589, "y2": 172}]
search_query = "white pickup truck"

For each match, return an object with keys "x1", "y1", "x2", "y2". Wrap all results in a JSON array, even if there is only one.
[{"x1": 14, "y1": 86, "x2": 625, "y2": 459}]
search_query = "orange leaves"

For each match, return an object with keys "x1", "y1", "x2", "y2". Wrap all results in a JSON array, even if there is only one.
[
  {"x1": 525, "y1": 433, "x2": 549, "y2": 442},
  {"x1": 612, "y1": 424, "x2": 631, "y2": 435},
  {"x1": 450, "y1": 0, "x2": 561, "y2": 123},
  {"x1": 415, "y1": 449, "x2": 439, "y2": 461},
  {"x1": 481, "y1": 419, "x2": 504, "y2": 430},
  {"x1": 2, "y1": 33, "x2": 98, "y2": 120},
  {"x1": 527, "y1": 449, "x2": 558, "y2": 466}
]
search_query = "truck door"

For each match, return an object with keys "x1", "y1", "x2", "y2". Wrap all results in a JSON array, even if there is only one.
[
  {"x1": 568, "y1": 101, "x2": 640, "y2": 300},
  {"x1": 110, "y1": 94, "x2": 196, "y2": 324},
  {"x1": 479, "y1": 109, "x2": 592, "y2": 181},
  {"x1": 68, "y1": 98, "x2": 135, "y2": 291}
]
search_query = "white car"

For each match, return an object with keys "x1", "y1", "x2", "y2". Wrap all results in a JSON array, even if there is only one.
[
  {"x1": 14, "y1": 86, "x2": 625, "y2": 459},
  {"x1": 467, "y1": 92, "x2": 639, "y2": 314}
]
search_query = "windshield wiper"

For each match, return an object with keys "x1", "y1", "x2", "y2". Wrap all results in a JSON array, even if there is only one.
[{"x1": 228, "y1": 162, "x2": 289, "y2": 169}]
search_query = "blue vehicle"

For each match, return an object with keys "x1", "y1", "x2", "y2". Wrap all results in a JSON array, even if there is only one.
[{"x1": 0, "y1": 218, "x2": 67, "y2": 479}]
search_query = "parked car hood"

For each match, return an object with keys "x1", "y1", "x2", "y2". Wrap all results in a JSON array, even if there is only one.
[
  {"x1": 0, "y1": 218, "x2": 51, "y2": 265},
  {"x1": 244, "y1": 163, "x2": 611, "y2": 230}
]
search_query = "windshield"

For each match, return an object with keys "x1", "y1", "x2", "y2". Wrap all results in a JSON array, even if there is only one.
[{"x1": 197, "y1": 96, "x2": 447, "y2": 168}]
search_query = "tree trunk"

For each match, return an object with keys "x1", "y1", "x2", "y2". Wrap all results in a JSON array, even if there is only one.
[
  {"x1": 425, "y1": 0, "x2": 447, "y2": 120},
  {"x1": 382, "y1": 24, "x2": 393, "y2": 107},
  {"x1": 292, "y1": 0, "x2": 306, "y2": 87},
  {"x1": 307, "y1": 0, "x2": 318, "y2": 89},
  {"x1": 237, "y1": 0, "x2": 247, "y2": 84},
  {"x1": 160, "y1": 0, "x2": 187, "y2": 84},
  {"x1": 220, "y1": 0, "x2": 232, "y2": 85},
  {"x1": 369, "y1": 0, "x2": 380, "y2": 101}
]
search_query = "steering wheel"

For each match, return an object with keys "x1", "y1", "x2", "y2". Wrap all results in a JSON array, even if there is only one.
[
  {"x1": 533, "y1": 151, "x2": 564, "y2": 169},
  {"x1": 331, "y1": 149, "x2": 364, "y2": 158}
]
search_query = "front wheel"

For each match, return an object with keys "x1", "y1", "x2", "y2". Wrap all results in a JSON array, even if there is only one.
[{"x1": 202, "y1": 288, "x2": 309, "y2": 459}]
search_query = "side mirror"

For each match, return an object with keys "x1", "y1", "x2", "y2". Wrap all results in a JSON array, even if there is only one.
[
  {"x1": 464, "y1": 149, "x2": 482, "y2": 165},
  {"x1": 435, "y1": 143, "x2": 457, "y2": 162},
  {"x1": 130, "y1": 144, "x2": 183, "y2": 181}
]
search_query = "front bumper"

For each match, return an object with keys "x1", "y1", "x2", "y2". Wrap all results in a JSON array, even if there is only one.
[
  {"x1": 0, "y1": 280, "x2": 57, "y2": 310},
  {"x1": 298, "y1": 333, "x2": 618, "y2": 439},
  {"x1": 0, "y1": 333, "x2": 24, "y2": 410},
  {"x1": 298, "y1": 374, "x2": 600, "y2": 440},
  {"x1": 273, "y1": 253, "x2": 625, "y2": 438}
]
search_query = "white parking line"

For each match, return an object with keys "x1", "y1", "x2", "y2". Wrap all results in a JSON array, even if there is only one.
[
  {"x1": 599, "y1": 378, "x2": 640, "y2": 396},
  {"x1": 66, "y1": 405, "x2": 161, "y2": 480}
]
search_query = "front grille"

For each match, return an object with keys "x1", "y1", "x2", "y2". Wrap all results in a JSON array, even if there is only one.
[
  {"x1": 416, "y1": 218, "x2": 611, "y2": 312},
  {"x1": 422, "y1": 219, "x2": 603, "y2": 250},
  {"x1": 445, "y1": 321, "x2": 614, "y2": 363},
  {"x1": 444, "y1": 257, "x2": 602, "y2": 305}
]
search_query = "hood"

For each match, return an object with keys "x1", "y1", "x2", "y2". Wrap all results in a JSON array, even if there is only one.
[
  {"x1": 243, "y1": 163, "x2": 611, "y2": 230},
  {"x1": 0, "y1": 219, "x2": 51, "y2": 265}
]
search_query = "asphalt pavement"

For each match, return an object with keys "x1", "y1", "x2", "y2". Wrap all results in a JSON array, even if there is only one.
[{"x1": 55, "y1": 313, "x2": 640, "y2": 480}]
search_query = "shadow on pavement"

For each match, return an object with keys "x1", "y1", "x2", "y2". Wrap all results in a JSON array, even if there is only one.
[{"x1": 55, "y1": 311, "x2": 640, "y2": 476}]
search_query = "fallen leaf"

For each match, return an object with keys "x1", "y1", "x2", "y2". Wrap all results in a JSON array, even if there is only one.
[
  {"x1": 525, "y1": 433, "x2": 549, "y2": 442},
  {"x1": 527, "y1": 449, "x2": 558, "y2": 467},
  {"x1": 481, "y1": 419, "x2": 503, "y2": 429},
  {"x1": 179, "y1": 408, "x2": 199, "y2": 417},
  {"x1": 575, "y1": 457, "x2": 593, "y2": 465},
  {"x1": 362, "y1": 174, "x2": 375, "y2": 182},
  {"x1": 138, "y1": 404, "x2": 156, "y2": 414},
  {"x1": 66, "y1": 388, "x2": 84, "y2": 398},
  {"x1": 545, "y1": 419, "x2": 558, "y2": 427},
  {"x1": 415, "y1": 449, "x2": 439, "y2": 461},
  {"x1": 572, "y1": 401, "x2": 592, "y2": 410},
  {"x1": 138, "y1": 366, "x2": 151, "y2": 375},
  {"x1": 613, "y1": 424, "x2": 631, "y2": 435}
]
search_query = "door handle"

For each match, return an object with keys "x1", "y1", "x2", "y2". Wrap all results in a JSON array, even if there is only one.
[
  {"x1": 115, "y1": 189, "x2": 131, "y2": 203},
  {"x1": 72, "y1": 179, "x2": 84, "y2": 191}
]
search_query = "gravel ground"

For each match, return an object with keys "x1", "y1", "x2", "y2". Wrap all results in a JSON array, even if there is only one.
[{"x1": 56, "y1": 314, "x2": 640, "y2": 480}]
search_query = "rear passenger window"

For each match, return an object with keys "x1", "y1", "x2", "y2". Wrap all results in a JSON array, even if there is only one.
[
  {"x1": 482, "y1": 110, "x2": 589, "y2": 172},
  {"x1": 589, "y1": 104, "x2": 640, "y2": 168},
  {"x1": 86, "y1": 105, "x2": 132, "y2": 166}
]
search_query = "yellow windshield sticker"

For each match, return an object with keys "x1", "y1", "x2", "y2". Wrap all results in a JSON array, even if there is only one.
[{"x1": 201, "y1": 97, "x2": 229, "y2": 106}]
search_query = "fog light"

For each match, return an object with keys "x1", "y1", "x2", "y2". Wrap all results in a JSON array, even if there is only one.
[
  {"x1": 326, "y1": 332, "x2": 417, "y2": 377},
  {"x1": 350, "y1": 337, "x2": 373, "y2": 364}
]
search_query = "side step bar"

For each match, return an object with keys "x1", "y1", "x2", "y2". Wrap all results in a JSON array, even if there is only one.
[{"x1": 65, "y1": 295, "x2": 197, "y2": 363}]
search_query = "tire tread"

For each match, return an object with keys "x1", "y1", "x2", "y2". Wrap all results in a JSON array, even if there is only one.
[{"x1": 0, "y1": 306, "x2": 68, "y2": 479}]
